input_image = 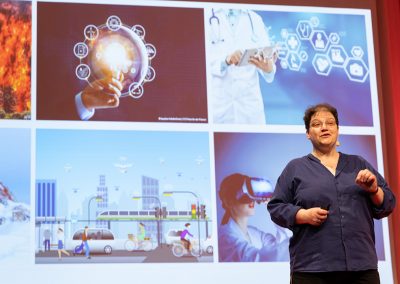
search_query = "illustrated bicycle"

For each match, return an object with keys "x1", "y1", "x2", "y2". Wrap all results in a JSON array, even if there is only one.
[{"x1": 124, "y1": 234, "x2": 153, "y2": 252}]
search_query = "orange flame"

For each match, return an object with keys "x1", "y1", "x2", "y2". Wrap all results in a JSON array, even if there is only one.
[{"x1": 0, "y1": 2, "x2": 31, "y2": 113}]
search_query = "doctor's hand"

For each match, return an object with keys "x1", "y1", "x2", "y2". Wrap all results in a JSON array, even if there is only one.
[
  {"x1": 249, "y1": 51, "x2": 278, "y2": 73},
  {"x1": 295, "y1": 207, "x2": 329, "y2": 227},
  {"x1": 225, "y1": 50, "x2": 243, "y2": 65},
  {"x1": 355, "y1": 169, "x2": 379, "y2": 194},
  {"x1": 81, "y1": 72, "x2": 124, "y2": 110}
]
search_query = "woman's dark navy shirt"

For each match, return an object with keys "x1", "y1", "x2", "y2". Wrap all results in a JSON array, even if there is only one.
[{"x1": 267, "y1": 153, "x2": 396, "y2": 273}]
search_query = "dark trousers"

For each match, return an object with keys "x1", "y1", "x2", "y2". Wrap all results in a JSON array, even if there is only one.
[
  {"x1": 180, "y1": 238, "x2": 191, "y2": 250},
  {"x1": 44, "y1": 239, "x2": 50, "y2": 251},
  {"x1": 291, "y1": 270, "x2": 380, "y2": 284}
]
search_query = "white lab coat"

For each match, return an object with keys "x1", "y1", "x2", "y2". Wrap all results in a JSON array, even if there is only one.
[
  {"x1": 207, "y1": 9, "x2": 276, "y2": 124},
  {"x1": 218, "y1": 219, "x2": 282, "y2": 262}
]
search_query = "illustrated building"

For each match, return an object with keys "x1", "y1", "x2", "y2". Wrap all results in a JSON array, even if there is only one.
[
  {"x1": 96, "y1": 174, "x2": 108, "y2": 228},
  {"x1": 36, "y1": 179, "x2": 57, "y2": 217},
  {"x1": 141, "y1": 175, "x2": 159, "y2": 240}
]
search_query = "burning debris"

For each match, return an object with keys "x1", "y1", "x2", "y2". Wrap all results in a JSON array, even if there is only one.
[{"x1": 0, "y1": 1, "x2": 31, "y2": 118}]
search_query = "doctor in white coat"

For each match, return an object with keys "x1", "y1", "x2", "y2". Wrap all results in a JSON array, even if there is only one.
[{"x1": 207, "y1": 8, "x2": 277, "y2": 124}]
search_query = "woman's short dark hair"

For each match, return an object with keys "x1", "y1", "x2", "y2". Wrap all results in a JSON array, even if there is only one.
[{"x1": 303, "y1": 103, "x2": 339, "y2": 132}]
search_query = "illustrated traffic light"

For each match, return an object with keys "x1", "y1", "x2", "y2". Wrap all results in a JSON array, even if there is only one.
[
  {"x1": 154, "y1": 206, "x2": 160, "y2": 218},
  {"x1": 200, "y1": 204, "x2": 206, "y2": 219},
  {"x1": 191, "y1": 204, "x2": 197, "y2": 219}
]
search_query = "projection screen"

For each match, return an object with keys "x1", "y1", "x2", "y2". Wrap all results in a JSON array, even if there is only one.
[{"x1": 0, "y1": 0, "x2": 393, "y2": 283}]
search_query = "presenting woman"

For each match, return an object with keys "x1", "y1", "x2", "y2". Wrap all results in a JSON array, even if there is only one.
[{"x1": 267, "y1": 103, "x2": 396, "y2": 284}]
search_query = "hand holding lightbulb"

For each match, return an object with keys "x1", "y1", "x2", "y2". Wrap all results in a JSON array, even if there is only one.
[{"x1": 81, "y1": 71, "x2": 124, "y2": 110}]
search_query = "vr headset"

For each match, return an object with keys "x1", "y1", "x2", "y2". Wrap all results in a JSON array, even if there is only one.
[{"x1": 236, "y1": 177, "x2": 273, "y2": 204}]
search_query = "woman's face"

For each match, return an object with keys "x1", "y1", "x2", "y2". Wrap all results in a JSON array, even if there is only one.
[
  {"x1": 230, "y1": 200, "x2": 256, "y2": 218},
  {"x1": 306, "y1": 110, "x2": 338, "y2": 151}
]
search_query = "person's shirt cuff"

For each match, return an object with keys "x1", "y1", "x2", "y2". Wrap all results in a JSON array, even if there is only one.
[
  {"x1": 260, "y1": 63, "x2": 276, "y2": 83},
  {"x1": 75, "y1": 92, "x2": 94, "y2": 121},
  {"x1": 220, "y1": 59, "x2": 229, "y2": 74}
]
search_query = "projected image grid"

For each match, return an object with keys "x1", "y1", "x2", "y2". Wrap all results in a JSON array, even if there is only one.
[{"x1": 0, "y1": 0, "x2": 390, "y2": 281}]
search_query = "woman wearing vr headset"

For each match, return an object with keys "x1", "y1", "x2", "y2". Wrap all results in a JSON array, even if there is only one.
[
  {"x1": 267, "y1": 103, "x2": 396, "y2": 284},
  {"x1": 218, "y1": 173, "x2": 288, "y2": 262}
]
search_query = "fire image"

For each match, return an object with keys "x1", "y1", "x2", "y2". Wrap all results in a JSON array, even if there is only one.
[{"x1": 0, "y1": 1, "x2": 31, "y2": 119}]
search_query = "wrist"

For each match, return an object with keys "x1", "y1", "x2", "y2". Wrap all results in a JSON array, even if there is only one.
[
  {"x1": 369, "y1": 186, "x2": 379, "y2": 196},
  {"x1": 225, "y1": 55, "x2": 231, "y2": 65}
]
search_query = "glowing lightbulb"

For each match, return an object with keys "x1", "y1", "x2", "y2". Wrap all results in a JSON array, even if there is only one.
[{"x1": 103, "y1": 42, "x2": 128, "y2": 72}]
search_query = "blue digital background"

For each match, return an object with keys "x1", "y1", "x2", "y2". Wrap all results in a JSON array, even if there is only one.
[{"x1": 255, "y1": 11, "x2": 373, "y2": 126}]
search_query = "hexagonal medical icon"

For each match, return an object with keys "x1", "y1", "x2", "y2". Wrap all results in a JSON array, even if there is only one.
[
  {"x1": 328, "y1": 45, "x2": 348, "y2": 67},
  {"x1": 312, "y1": 53, "x2": 332, "y2": 76},
  {"x1": 286, "y1": 33, "x2": 301, "y2": 52},
  {"x1": 287, "y1": 52, "x2": 302, "y2": 71},
  {"x1": 280, "y1": 58, "x2": 289, "y2": 70},
  {"x1": 310, "y1": 16, "x2": 320, "y2": 27},
  {"x1": 351, "y1": 46, "x2": 365, "y2": 58},
  {"x1": 329, "y1": 32, "x2": 340, "y2": 44},
  {"x1": 296, "y1": 20, "x2": 313, "y2": 40},
  {"x1": 345, "y1": 58, "x2": 369, "y2": 83},
  {"x1": 310, "y1": 30, "x2": 329, "y2": 52},
  {"x1": 276, "y1": 42, "x2": 289, "y2": 60},
  {"x1": 299, "y1": 50, "x2": 308, "y2": 62}
]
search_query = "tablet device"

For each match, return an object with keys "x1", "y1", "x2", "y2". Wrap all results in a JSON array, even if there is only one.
[
  {"x1": 238, "y1": 46, "x2": 277, "y2": 66},
  {"x1": 238, "y1": 48, "x2": 259, "y2": 66}
]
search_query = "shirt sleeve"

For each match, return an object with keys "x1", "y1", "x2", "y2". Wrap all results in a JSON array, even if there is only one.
[
  {"x1": 259, "y1": 63, "x2": 276, "y2": 83},
  {"x1": 363, "y1": 158, "x2": 396, "y2": 219},
  {"x1": 75, "y1": 92, "x2": 95, "y2": 121},
  {"x1": 252, "y1": 11, "x2": 276, "y2": 84},
  {"x1": 267, "y1": 163, "x2": 302, "y2": 230}
]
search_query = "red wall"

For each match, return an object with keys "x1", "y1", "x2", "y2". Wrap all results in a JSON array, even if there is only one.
[{"x1": 377, "y1": 0, "x2": 400, "y2": 283}]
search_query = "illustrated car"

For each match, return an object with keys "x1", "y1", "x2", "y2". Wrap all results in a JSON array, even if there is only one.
[
  {"x1": 67, "y1": 228, "x2": 117, "y2": 254},
  {"x1": 165, "y1": 229, "x2": 182, "y2": 246}
]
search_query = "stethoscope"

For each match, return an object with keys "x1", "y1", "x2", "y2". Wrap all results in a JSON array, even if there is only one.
[{"x1": 209, "y1": 8, "x2": 258, "y2": 44}]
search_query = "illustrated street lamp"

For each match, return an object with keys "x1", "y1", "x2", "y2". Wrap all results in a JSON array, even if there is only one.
[{"x1": 88, "y1": 195, "x2": 103, "y2": 226}]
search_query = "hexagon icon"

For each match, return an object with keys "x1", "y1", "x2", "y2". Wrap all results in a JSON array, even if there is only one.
[
  {"x1": 277, "y1": 42, "x2": 289, "y2": 60},
  {"x1": 296, "y1": 21, "x2": 313, "y2": 40},
  {"x1": 287, "y1": 52, "x2": 302, "y2": 71},
  {"x1": 280, "y1": 58, "x2": 288, "y2": 69},
  {"x1": 328, "y1": 45, "x2": 348, "y2": 67},
  {"x1": 329, "y1": 32, "x2": 340, "y2": 44},
  {"x1": 299, "y1": 50, "x2": 308, "y2": 62},
  {"x1": 286, "y1": 33, "x2": 301, "y2": 52},
  {"x1": 310, "y1": 16, "x2": 320, "y2": 28},
  {"x1": 351, "y1": 46, "x2": 364, "y2": 58},
  {"x1": 345, "y1": 58, "x2": 369, "y2": 83},
  {"x1": 280, "y1": 28, "x2": 289, "y2": 39},
  {"x1": 310, "y1": 30, "x2": 329, "y2": 52},
  {"x1": 312, "y1": 54, "x2": 332, "y2": 76}
]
